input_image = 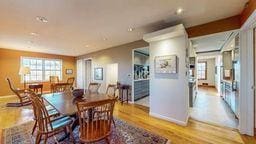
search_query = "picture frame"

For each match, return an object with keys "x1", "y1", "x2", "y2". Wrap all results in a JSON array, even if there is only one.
[
  {"x1": 66, "y1": 69, "x2": 73, "y2": 75},
  {"x1": 94, "y1": 67, "x2": 103, "y2": 80},
  {"x1": 155, "y1": 55, "x2": 177, "y2": 74}
]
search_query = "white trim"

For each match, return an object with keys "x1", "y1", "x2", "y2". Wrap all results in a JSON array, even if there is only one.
[
  {"x1": 149, "y1": 112, "x2": 188, "y2": 126},
  {"x1": 239, "y1": 10, "x2": 256, "y2": 136}
]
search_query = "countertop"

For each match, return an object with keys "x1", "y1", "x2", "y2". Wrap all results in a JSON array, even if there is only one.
[{"x1": 134, "y1": 79, "x2": 150, "y2": 82}]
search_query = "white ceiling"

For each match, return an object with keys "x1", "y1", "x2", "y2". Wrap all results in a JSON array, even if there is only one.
[
  {"x1": 0, "y1": 0, "x2": 247, "y2": 56},
  {"x1": 191, "y1": 31, "x2": 233, "y2": 53}
]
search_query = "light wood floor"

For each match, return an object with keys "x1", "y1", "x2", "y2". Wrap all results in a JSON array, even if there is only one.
[
  {"x1": 0, "y1": 96, "x2": 255, "y2": 144},
  {"x1": 190, "y1": 86, "x2": 238, "y2": 128}
]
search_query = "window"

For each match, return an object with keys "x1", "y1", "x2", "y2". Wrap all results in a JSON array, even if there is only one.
[
  {"x1": 197, "y1": 62, "x2": 207, "y2": 80},
  {"x1": 21, "y1": 57, "x2": 62, "y2": 82}
]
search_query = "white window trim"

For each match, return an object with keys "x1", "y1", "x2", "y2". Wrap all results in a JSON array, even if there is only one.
[{"x1": 20, "y1": 56, "x2": 63, "y2": 83}]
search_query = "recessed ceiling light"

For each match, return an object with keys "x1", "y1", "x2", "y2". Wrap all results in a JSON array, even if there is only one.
[
  {"x1": 30, "y1": 32, "x2": 39, "y2": 36},
  {"x1": 36, "y1": 16, "x2": 48, "y2": 23},
  {"x1": 175, "y1": 8, "x2": 184, "y2": 15},
  {"x1": 103, "y1": 38, "x2": 107, "y2": 41},
  {"x1": 127, "y1": 28, "x2": 134, "y2": 32},
  {"x1": 85, "y1": 45, "x2": 89, "y2": 48},
  {"x1": 231, "y1": 44, "x2": 234, "y2": 48}
]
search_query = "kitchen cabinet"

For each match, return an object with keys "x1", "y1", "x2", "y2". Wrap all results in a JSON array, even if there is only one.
[{"x1": 221, "y1": 80, "x2": 238, "y2": 117}]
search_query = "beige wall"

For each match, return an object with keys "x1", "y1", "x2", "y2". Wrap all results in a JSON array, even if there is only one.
[
  {"x1": 0, "y1": 48, "x2": 76, "y2": 96},
  {"x1": 77, "y1": 40, "x2": 148, "y2": 95}
]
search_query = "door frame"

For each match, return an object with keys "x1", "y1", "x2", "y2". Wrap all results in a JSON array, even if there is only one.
[{"x1": 240, "y1": 10, "x2": 256, "y2": 136}]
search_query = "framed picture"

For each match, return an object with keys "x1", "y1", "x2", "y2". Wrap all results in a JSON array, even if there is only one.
[
  {"x1": 94, "y1": 67, "x2": 103, "y2": 80},
  {"x1": 66, "y1": 69, "x2": 73, "y2": 75},
  {"x1": 155, "y1": 55, "x2": 177, "y2": 73}
]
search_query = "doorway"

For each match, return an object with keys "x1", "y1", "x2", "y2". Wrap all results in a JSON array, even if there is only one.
[
  {"x1": 84, "y1": 59, "x2": 92, "y2": 89},
  {"x1": 189, "y1": 31, "x2": 240, "y2": 128},
  {"x1": 132, "y1": 47, "x2": 150, "y2": 107}
]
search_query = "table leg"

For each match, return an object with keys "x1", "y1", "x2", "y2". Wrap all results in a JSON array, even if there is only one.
[
  {"x1": 126, "y1": 89, "x2": 129, "y2": 103},
  {"x1": 57, "y1": 114, "x2": 78, "y2": 142}
]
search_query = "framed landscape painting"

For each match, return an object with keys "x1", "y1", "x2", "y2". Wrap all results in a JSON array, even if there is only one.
[
  {"x1": 155, "y1": 55, "x2": 177, "y2": 74},
  {"x1": 94, "y1": 67, "x2": 103, "y2": 80}
]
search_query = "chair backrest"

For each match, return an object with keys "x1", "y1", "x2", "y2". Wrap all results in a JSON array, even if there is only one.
[
  {"x1": 67, "y1": 77, "x2": 75, "y2": 89},
  {"x1": 29, "y1": 93, "x2": 53, "y2": 133},
  {"x1": 88, "y1": 83, "x2": 101, "y2": 94},
  {"x1": 49, "y1": 76, "x2": 59, "y2": 83},
  {"x1": 76, "y1": 98, "x2": 116, "y2": 142},
  {"x1": 106, "y1": 84, "x2": 117, "y2": 97},
  {"x1": 6, "y1": 77, "x2": 16, "y2": 92}
]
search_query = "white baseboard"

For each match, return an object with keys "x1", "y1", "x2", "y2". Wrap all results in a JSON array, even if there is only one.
[{"x1": 149, "y1": 112, "x2": 188, "y2": 126}]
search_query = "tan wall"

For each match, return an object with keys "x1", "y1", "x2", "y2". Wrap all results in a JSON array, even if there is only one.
[
  {"x1": 77, "y1": 40, "x2": 148, "y2": 98},
  {"x1": 0, "y1": 48, "x2": 76, "y2": 96}
]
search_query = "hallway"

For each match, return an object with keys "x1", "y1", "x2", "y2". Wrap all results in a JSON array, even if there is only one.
[{"x1": 190, "y1": 87, "x2": 238, "y2": 128}]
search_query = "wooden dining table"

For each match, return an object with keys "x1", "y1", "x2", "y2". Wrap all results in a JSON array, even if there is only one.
[{"x1": 43, "y1": 91, "x2": 114, "y2": 141}]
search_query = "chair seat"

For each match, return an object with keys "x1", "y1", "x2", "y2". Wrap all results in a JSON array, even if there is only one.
[
  {"x1": 50, "y1": 116, "x2": 73, "y2": 130},
  {"x1": 80, "y1": 120, "x2": 111, "y2": 142},
  {"x1": 48, "y1": 109, "x2": 59, "y2": 117}
]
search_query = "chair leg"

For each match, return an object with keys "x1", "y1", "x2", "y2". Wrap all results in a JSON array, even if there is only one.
[
  {"x1": 112, "y1": 119, "x2": 116, "y2": 127},
  {"x1": 67, "y1": 125, "x2": 75, "y2": 143},
  {"x1": 32, "y1": 120, "x2": 37, "y2": 135},
  {"x1": 44, "y1": 134, "x2": 48, "y2": 144},
  {"x1": 35, "y1": 133, "x2": 42, "y2": 144},
  {"x1": 105, "y1": 137, "x2": 110, "y2": 144}
]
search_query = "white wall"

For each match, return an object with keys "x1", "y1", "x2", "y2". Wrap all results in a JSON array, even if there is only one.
[
  {"x1": 215, "y1": 55, "x2": 222, "y2": 94},
  {"x1": 77, "y1": 40, "x2": 148, "y2": 96},
  {"x1": 149, "y1": 35, "x2": 189, "y2": 125},
  {"x1": 198, "y1": 58, "x2": 215, "y2": 86}
]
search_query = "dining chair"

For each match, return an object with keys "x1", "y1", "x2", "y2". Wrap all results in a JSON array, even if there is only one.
[
  {"x1": 87, "y1": 82, "x2": 101, "y2": 94},
  {"x1": 5, "y1": 77, "x2": 31, "y2": 107},
  {"x1": 30, "y1": 92, "x2": 74, "y2": 144},
  {"x1": 49, "y1": 76, "x2": 59, "y2": 83},
  {"x1": 28, "y1": 91, "x2": 60, "y2": 135},
  {"x1": 66, "y1": 77, "x2": 75, "y2": 90},
  {"x1": 106, "y1": 84, "x2": 117, "y2": 97},
  {"x1": 106, "y1": 84, "x2": 118, "y2": 127},
  {"x1": 76, "y1": 98, "x2": 117, "y2": 143},
  {"x1": 50, "y1": 76, "x2": 59, "y2": 93}
]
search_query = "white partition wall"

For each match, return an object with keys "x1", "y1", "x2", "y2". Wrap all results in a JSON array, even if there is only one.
[{"x1": 143, "y1": 24, "x2": 189, "y2": 125}]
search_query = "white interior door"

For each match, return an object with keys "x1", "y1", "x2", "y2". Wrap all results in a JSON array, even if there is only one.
[
  {"x1": 76, "y1": 59, "x2": 84, "y2": 89},
  {"x1": 106, "y1": 63, "x2": 118, "y2": 86},
  {"x1": 84, "y1": 59, "x2": 92, "y2": 89}
]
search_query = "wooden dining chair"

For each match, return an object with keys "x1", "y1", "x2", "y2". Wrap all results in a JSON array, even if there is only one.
[
  {"x1": 5, "y1": 77, "x2": 31, "y2": 107},
  {"x1": 87, "y1": 82, "x2": 101, "y2": 94},
  {"x1": 30, "y1": 92, "x2": 74, "y2": 144},
  {"x1": 50, "y1": 76, "x2": 59, "y2": 93},
  {"x1": 28, "y1": 92, "x2": 60, "y2": 135},
  {"x1": 66, "y1": 77, "x2": 75, "y2": 90},
  {"x1": 106, "y1": 84, "x2": 117, "y2": 97},
  {"x1": 49, "y1": 76, "x2": 59, "y2": 83},
  {"x1": 76, "y1": 98, "x2": 117, "y2": 143}
]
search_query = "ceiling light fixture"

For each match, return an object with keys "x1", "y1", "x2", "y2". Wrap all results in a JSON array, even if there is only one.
[
  {"x1": 36, "y1": 16, "x2": 48, "y2": 23},
  {"x1": 103, "y1": 38, "x2": 107, "y2": 41},
  {"x1": 175, "y1": 8, "x2": 184, "y2": 15},
  {"x1": 30, "y1": 32, "x2": 39, "y2": 36},
  {"x1": 127, "y1": 28, "x2": 134, "y2": 32},
  {"x1": 85, "y1": 45, "x2": 89, "y2": 48}
]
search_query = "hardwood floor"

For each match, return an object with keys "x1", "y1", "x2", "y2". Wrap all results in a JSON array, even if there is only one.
[
  {"x1": 0, "y1": 96, "x2": 255, "y2": 144},
  {"x1": 190, "y1": 86, "x2": 238, "y2": 128}
]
